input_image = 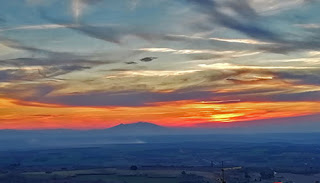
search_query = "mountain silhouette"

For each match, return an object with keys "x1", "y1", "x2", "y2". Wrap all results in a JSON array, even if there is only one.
[{"x1": 106, "y1": 122, "x2": 168, "y2": 135}]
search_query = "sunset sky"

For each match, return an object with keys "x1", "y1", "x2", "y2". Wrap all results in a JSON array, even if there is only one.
[{"x1": 0, "y1": 0, "x2": 319, "y2": 130}]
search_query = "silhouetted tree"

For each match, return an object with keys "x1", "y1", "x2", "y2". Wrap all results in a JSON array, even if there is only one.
[{"x1": 130, "y1": 165, "x2": 138, "y2": 170}]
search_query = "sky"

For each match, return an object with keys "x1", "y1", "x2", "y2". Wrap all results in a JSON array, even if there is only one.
[{"x1": 0, "y1": 0, "x2": 319, "y2": 130}]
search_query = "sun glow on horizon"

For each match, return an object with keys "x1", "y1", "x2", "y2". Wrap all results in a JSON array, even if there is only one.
[{"x1": 0, "y1": 97, "x2": 319, "y2": 130}]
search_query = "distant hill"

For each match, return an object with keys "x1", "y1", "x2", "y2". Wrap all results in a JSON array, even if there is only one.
[
  {"x1": 2, "y1": 121, "x2": 320, "y2": 151},
  {"x1": 106, "y1": 122, "x2": 169, "y2": 135}
]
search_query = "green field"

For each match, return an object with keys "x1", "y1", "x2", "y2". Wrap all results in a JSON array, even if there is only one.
[{"x1": 17, "y1": 168, "x2": 212, "y2": 183}]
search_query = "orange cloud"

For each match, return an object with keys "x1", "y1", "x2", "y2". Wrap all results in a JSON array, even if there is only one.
[{"x1": 0, "y1": 97, "x2": 319, "y2": 129}]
